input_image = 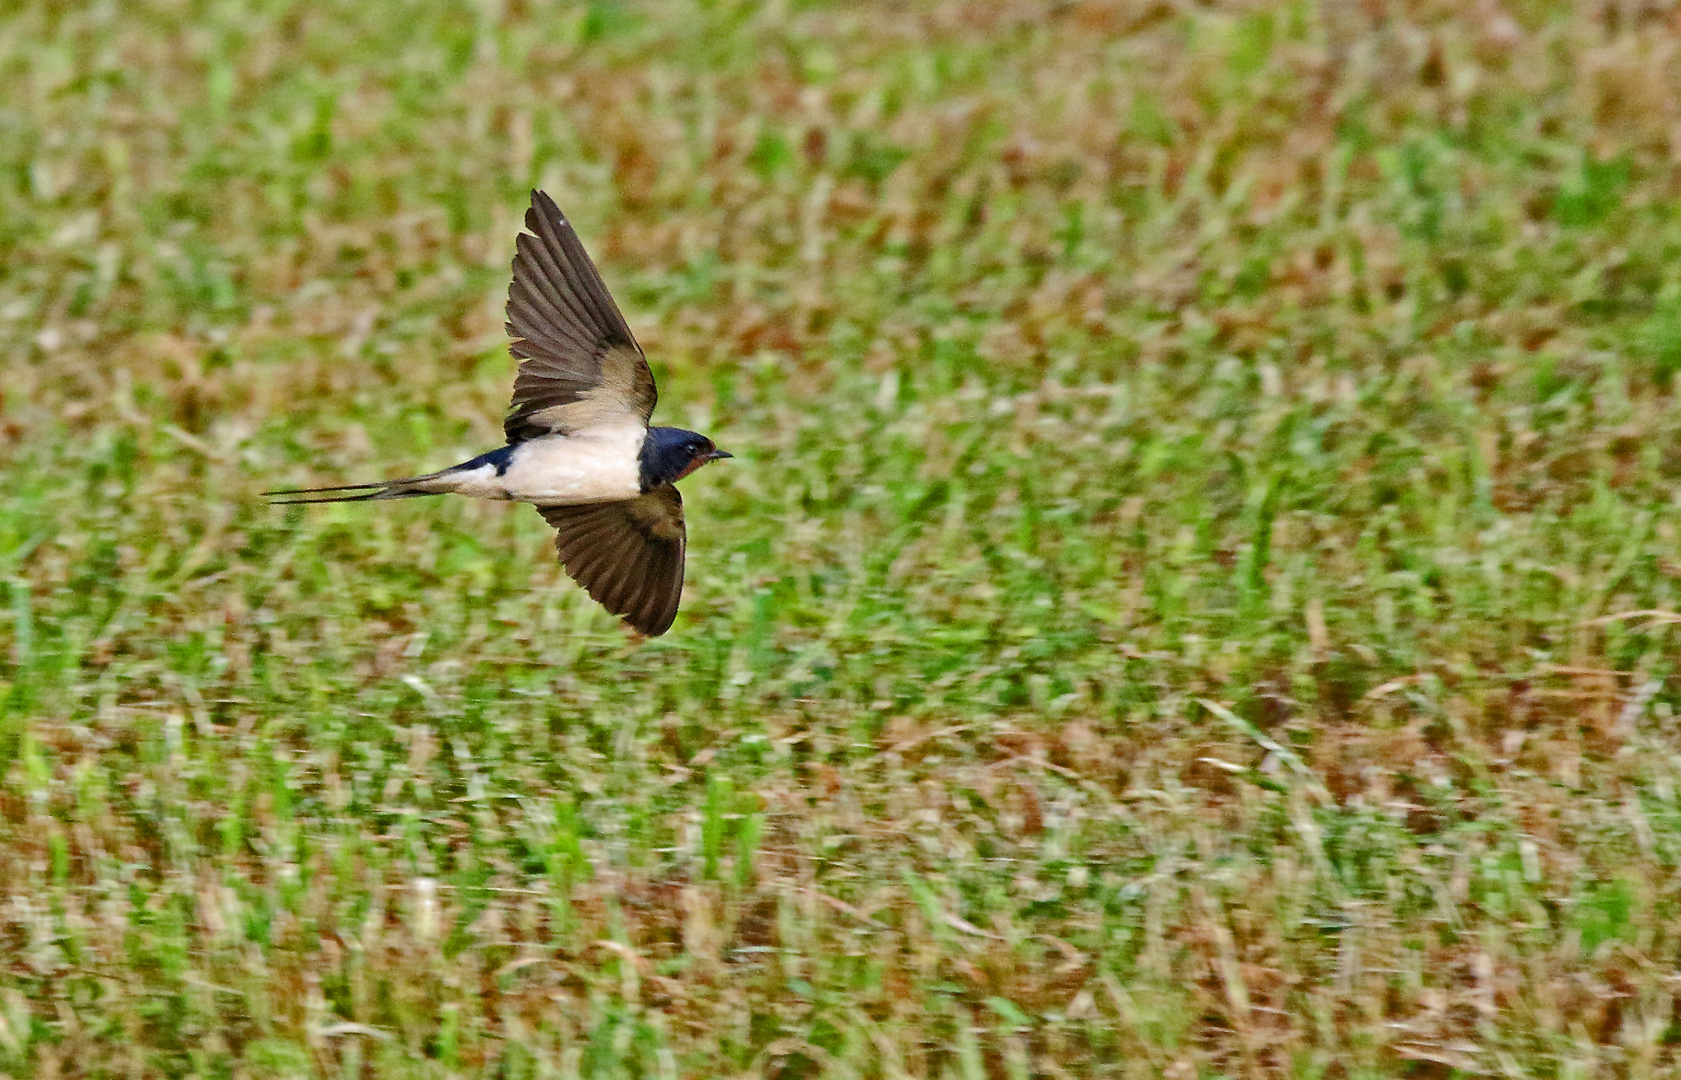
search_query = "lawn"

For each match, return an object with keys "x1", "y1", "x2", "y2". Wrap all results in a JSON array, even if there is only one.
[{"x1": 5, "y1": 0, "x2": 1681, "y2": 1076}]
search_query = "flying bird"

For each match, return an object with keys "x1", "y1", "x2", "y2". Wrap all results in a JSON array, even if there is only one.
[{"x1": 267, "y1": 190, "x2": 731, "y2": 637}]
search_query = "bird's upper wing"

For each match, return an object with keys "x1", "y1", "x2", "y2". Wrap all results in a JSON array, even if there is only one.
[
  {"x1": 504, "y1": 190, "x2": 657, "y2": 443},
  {"x1": 538, "y1": 486, "x2": 686, "y2": 636}
]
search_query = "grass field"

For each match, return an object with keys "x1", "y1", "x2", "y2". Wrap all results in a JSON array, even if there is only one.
[{"x1": 6, "y1": 0, "x2": 1681, "y2": 1075}]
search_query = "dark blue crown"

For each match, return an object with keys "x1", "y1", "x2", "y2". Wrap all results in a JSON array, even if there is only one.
[{"x1": 639, "y1": 426, "x2": 713, "y2": 490}]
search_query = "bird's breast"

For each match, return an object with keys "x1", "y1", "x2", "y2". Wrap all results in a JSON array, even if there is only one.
[{"x1": 497, "y1": 427, "x2": 645, "y2": 505}]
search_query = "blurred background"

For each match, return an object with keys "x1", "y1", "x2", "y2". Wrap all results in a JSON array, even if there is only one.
[{"x1": 6, "y1": 0, "x2": 1681, "y2": 1074}]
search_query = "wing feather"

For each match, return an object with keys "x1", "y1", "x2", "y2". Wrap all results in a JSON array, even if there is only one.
[
  {"x1": 527, "y1": 190, "x2": 635, "y2": 343},
  {"x1": 504, "y1": 191, "x2": 657, "y2": 442},
  {"x1": 539, "y1": 487, "x2": 686, "y2": 637}
]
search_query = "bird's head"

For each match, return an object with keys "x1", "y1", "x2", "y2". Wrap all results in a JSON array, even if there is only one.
[{"x1": 640, "y1": 426, "x2": 733, "y2": 489}]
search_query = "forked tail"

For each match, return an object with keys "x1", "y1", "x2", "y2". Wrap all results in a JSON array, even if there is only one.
[
  {"x1": 267, "y1": 447, "x2": 512, "y2": 505},
  {"x1": 263, "y1": 477, "x2": 440, "y2": 505}
]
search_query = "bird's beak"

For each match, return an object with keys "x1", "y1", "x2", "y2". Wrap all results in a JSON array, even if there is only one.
[{"x1": 708, "y1": 449, "x2": 733, "y2": 461}]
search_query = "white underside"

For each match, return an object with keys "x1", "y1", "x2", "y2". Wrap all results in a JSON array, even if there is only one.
[{"x1": 433, "y1": 425, "x2": 645, "y2": 505}]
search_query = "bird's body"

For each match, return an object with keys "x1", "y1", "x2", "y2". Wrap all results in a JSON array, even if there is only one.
[
  {"x1": 268, "y1": 190, "x2": 731, "y2": 637},
  {"x1": 501, "y1": 426, "x2": 646, "y2": 503},
  {"x1": 413, "y1": 425, "x2": 647, "y2": 504}
]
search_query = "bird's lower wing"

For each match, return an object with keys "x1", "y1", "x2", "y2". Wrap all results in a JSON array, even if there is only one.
[{"x1": 538, "y1": 486, "x2": 686, "y2": 636}]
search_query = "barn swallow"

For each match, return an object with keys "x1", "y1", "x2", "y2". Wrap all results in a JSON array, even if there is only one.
[{"x1": 267, "y1": 190, "x2": 731, "y2": 637}]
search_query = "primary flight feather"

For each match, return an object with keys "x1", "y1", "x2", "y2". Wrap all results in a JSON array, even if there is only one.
[{"x1": 268, "y1": 190, "x2": 731, "y2": 637}]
